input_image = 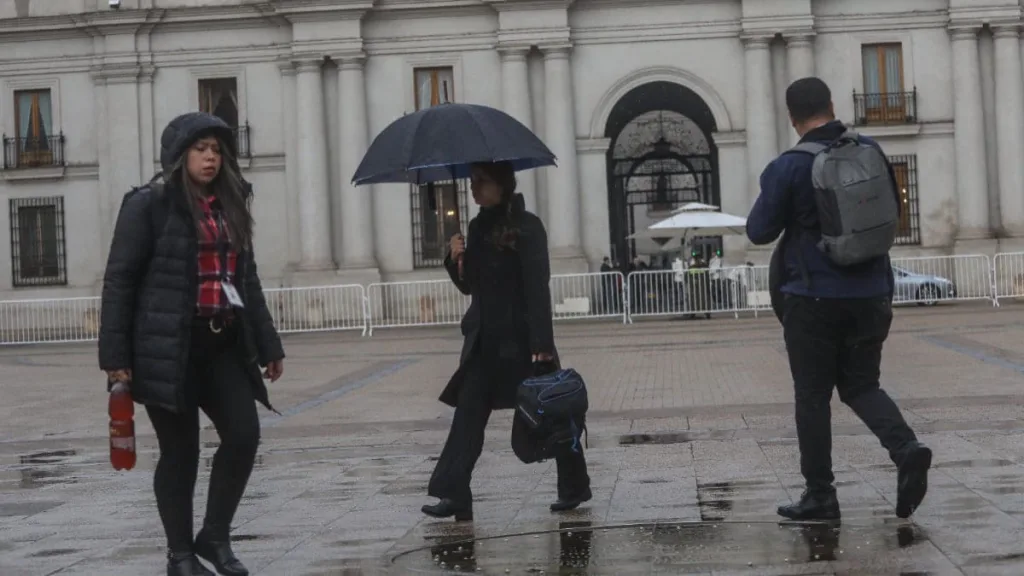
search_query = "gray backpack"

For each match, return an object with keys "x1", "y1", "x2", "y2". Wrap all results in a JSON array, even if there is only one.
[{"x1": 790, "y1": 130, "x2": 899, "y2": 266}]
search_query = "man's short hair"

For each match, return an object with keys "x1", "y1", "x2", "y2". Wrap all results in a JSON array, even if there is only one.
[{"x1": 786, "y1": 77, "x2": 833, "y2": 123}]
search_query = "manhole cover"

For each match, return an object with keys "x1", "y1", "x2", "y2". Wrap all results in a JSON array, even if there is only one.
[{"x1": 391, "y1": 521, "x2": 946, "y2": 574}]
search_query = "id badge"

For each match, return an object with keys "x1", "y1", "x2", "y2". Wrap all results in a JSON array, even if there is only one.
[{"x1": 222, "y1": 283, "x2": 245, "y2": 308}]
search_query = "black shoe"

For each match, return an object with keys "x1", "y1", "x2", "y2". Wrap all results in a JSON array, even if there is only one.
[
  {"x1": 167, "y1": 552, "x2": 215, "y2": 576},
  {"x1": 422, "y1": 499, "x2": 473, "y2": 521},
  {"x1": 194, "y1": 530, "x2": 248, "y2": 576},
  {"x1": 551, "y1": 488, "x2": 593, "y2": 512},
  {"x1": 777, "y1": 491, "x2": 841, "y2": 521},
  {"x1": 896, "y1": 442, "x2": 932, "y2": 519}
]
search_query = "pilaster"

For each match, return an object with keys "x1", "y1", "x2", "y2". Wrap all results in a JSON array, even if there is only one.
[
  {"x1": 742, "y1": 34, "x2": 778, "y2": 208},
  {"x1": 293, "y1": 58, "x2": 335, "y2": 271},
  {"x1": 335, "y1": 52, "x2": 380, "y2": 280},
  {"x1": 540, "y1": 44, "x2": 586, "y2": 270},
  {"x1": 499, "y1": 45, "x2": 538, "y2": 213},
  {"x1": 949, "y1": 25, "x2": 992, "y2": 240},
  {"x1": 992, "y1": 24, "x2": 1024, "y2": 235}
]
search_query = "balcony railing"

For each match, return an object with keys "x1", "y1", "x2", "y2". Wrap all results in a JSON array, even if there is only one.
[
  {"x1": 2, "y1": 134, "x2": 66, "y2": 170},
  {"x1": 233, "y1": 122, "x2": 251, "y2": 158},
  {"x1": 853, "y1": 89, "x2": 918, "y2": 126}
]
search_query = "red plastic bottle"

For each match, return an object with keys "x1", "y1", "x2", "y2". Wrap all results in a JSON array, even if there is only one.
[{"x1": 109, "y1": 381, "x2": 136, "y2": 471}]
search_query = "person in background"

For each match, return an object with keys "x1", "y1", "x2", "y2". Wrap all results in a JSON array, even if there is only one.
[
  {"x1": 422, "y1": 161, "x2": 591, "y2": 522},
  {"x1": 746, "y1": 77, "x2": 931, "y2": 522},
  {"x1": 99, "y1": 112, "x2": 284, "y2": 576}
]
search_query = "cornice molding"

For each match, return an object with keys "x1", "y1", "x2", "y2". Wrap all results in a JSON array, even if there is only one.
[
  {"x1": 481, "y1": 0, "x2": 575, "y2": 11},
  {"x1": 572, "y1": 20, "x2": 738, "y2": 46},
  {"x1": 816, "y1": 10, "x2": 948, "y2": 33}
]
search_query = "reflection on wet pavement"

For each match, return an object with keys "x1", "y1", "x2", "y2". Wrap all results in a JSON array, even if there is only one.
[
  {"x1": 5, "y1": 314, "x2": 1024, "y2": 574},
  {"x1": 393, "y1": 521, "x2": 949, "y2": 574}
]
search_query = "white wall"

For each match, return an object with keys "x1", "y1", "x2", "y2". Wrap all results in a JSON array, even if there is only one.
[{"x1": 0, "y1": 0, "x2": 1012, "y2": 298}]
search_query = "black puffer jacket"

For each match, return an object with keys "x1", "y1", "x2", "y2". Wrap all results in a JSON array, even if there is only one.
[{"x1": 98, "y1": 112, "x2": 284, "y2": 413}]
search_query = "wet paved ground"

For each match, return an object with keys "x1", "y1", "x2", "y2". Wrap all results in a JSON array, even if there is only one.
[{"x1": 3, "y1": 304, "x2": 1024, "y2": 574}]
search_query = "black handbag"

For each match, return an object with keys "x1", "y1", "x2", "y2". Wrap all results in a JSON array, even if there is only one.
[{"x1": 511, "y1": 362, "x2": 589, "y2": 464}]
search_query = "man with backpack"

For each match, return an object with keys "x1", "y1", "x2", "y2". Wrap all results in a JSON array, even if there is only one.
[{"x1": 746, "y1": 77, "x2": 932, "y2": 521}]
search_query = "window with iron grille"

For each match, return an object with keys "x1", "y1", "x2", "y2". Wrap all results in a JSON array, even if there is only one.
[
  {"x1": 411, "y1": 181, "x2": 469, "y2": 268},
  {"x1": 9, "y1": 196, "x2": 67, "y2": 287},
  {"x1": 889, "y1": 154, "x2": 920, "y2": 245},
  {"x1": 410, "y1": 66, "x2": 467, "y2": 267}
]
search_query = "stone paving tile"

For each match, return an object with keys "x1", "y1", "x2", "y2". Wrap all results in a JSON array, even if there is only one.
[{"x1": 3, "y1": 308, "x2": 1024, "y2": 573}]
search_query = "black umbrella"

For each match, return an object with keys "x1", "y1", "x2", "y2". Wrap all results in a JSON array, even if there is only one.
[{"x1": 351, "y1": 103, "x2": 557, "y2": 186}]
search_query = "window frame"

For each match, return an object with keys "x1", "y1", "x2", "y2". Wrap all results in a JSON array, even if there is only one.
[
  {"x1": 860, "y1": 43, "x2": 908, "y2": 124},
  {"x1": 9, "y1": 196, "x2": 67, "y2": 287},
  {"x1": 406, "y1": 61, "x2": 468, "y2": 268},
  {"x1": 888, "y1": 154, "x2": 920, "y2": 246},
  {"x1": 2, "y1": 77, "x2": 63, "y2": 170},
  {"x1": 11, "y1": 88, "x2": 56, "y2": 167},
  {"x1": 188, "y1": 67, "x2": 248, "y2": 158}
]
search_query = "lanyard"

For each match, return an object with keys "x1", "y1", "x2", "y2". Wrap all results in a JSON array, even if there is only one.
[{"x1": 212, "y1": 207, "x2": 230, "y2": 283}]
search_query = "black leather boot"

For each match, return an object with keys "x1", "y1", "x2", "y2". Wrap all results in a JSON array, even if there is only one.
[
  {"x1": 896, "y1": 442, "x2": 932, "y2": 519},
  {"x1": 166, "y1": 551, "x2": 214, "y2": 576},
  {"x1": 421, "y1": 499, "x2": 473, "y2": 521},
  {"x1": 551, "y1": 487, "x2": 593, "y2": 512},
  {"x1": 195, "y1": 528, "x2": 248, "y2": 576},
  {"x1": 777, "y1": 491, "x2": 841, "y2": 521}
]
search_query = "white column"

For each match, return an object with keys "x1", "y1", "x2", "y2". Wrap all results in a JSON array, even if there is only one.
[
  {"x1": 278, "y1": 60, "x2": 302, "y2": 268},
  {"x1": 500, "y1": 47, "x2": 538, "y2": 213},
  {"x1": 994, "y1": 25, "x2": 1024, "y2": 235},
  {"x1": 337, "y1": 56, "x2": 377, "y2": 269},
  {"x1": 743, "y1": 35, "x2": 779, "y2": 209},
  {"x1": 576, "y1": 138, "x2": 611, "y2": 269},
  {"x1": 950, "y1": 27, "x2": 991, "y2": 239},
  {"x1": 294, "y1": 59, "x2": 334, "y2": 269},
  {"x1": 785, "y1": 34, "x2": 816, "y2": 146},
  {"x1": 542, "y1": 45, "x2": 583, "y2": 257}
]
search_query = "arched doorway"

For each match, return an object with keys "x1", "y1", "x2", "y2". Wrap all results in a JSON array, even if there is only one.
[{"x1": 605, "y1": 81, "x2": 720, "y2": 268}]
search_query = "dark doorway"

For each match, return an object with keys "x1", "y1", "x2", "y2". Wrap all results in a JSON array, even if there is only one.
[{"x1": 605, "y1": 81, "x2": 721, "y2": 268}]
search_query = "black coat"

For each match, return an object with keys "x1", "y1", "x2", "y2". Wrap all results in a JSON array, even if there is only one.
[
  {"x1": 439, "y1": 195, "x2": 556, "y2": 410},
  {"x1": 98, "y1": 112, "x2": 284, "y2": 414}
]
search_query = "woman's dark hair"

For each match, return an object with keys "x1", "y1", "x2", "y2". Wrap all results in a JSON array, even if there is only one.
[
  {"x1": 172, "y1": 135, "x2": 255, "y2": 250},
  {"x1": 474, "y1": 161, "x2": 520, "y2": 249}
]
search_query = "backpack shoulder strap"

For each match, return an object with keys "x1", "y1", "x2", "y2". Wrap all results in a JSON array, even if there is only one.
[{"x1": 785, "y1": 141, "x2": 829, "y2": 157}]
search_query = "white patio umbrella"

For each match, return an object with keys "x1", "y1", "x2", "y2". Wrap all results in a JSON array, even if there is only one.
[{"x1": 628, "y1": 202, "x2": 747, "y2": 250}]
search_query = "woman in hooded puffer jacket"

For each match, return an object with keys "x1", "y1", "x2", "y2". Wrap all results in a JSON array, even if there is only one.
[{"x1": 99, "y1": 112, "x2": 285, "y2": 576}]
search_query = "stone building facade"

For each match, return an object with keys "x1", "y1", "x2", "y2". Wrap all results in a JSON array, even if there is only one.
[{"x1": 0, "y1": 0, "x2": 1020, "y2": 299}]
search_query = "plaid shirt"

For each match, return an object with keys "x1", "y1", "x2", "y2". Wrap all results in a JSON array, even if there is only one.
[{"x1": 196, "y1": 196, "x2": 238, "y2": 317}]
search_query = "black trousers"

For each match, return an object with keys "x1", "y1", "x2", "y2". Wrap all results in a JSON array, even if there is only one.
[
  {"x1": 782, "y1": 295, "x2": 918, "y2": 494},
  {"x1": 428, "y1": 356, "x2": 591, "y2": 504},
  {"x1": 145, "y1": 319, "x2": 261, "y2": 553}
]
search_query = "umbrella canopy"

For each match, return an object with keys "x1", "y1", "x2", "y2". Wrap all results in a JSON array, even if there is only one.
[
  {"x1": 631, "y1": 206, "x2": 747, "y2": 239},
  {"x1": 351, "y1": 103, "x2": 557, "y2": 185}
]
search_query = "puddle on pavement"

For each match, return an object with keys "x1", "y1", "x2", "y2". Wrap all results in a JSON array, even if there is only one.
[
  {"x1": 390, "y1": 520, "x2": 980, "y2": 574},
  {"x1": 28, "y1": 548, "x2": 80, "y2": 558},
  {"x1": 6, "y1": 449, "x2": 79, "y2": 490}
]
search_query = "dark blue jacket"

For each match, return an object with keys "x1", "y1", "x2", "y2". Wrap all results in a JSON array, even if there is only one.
[{"x1": 747, "y1": 120, "x2": 896, "y2": 299}]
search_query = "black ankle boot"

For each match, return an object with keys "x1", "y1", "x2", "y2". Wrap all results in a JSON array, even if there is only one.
[
  {"x1": 167, "y1": 551, "x2": 214, "y2": 576},
  {"x1": 551, "y1": 487, "x2": 593, "y2": 512},
  {"x1": 896, "y1": 442, "x2": 932, "y2": 519},
  {"x1": 777, "y1": 491, "x2": 841, "y2": 521},
  {"x1": 195, "y1": 528, "x2": 248, "y2": 576},
  {"x1": 421, "y1": 498, "x2": 473, "y2": 521}
]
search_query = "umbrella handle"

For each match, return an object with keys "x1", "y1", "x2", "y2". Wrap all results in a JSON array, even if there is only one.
[{"x1": 457, "y1": 254, "x2": 465, "y2": 280}]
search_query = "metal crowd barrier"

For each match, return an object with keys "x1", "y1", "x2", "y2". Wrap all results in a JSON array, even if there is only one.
[{"x1": 4, "y1": 253, "x2": 1024, "y2": 345}]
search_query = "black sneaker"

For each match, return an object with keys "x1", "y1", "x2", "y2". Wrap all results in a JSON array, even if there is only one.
[
  {"x1": 896, "y1": 442, "x2": 932, "y2": 519},
  {"x1": 777, "y1": 491, "x2": 841, "y2": 521}
]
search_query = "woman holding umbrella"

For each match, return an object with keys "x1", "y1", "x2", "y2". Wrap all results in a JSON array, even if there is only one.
[
  {"x1": 350, "y1": 102, "x2": 593, "y2": 520},
  {"x1": 422, "y1": 161, "x2": 592, "y2": 520}
]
